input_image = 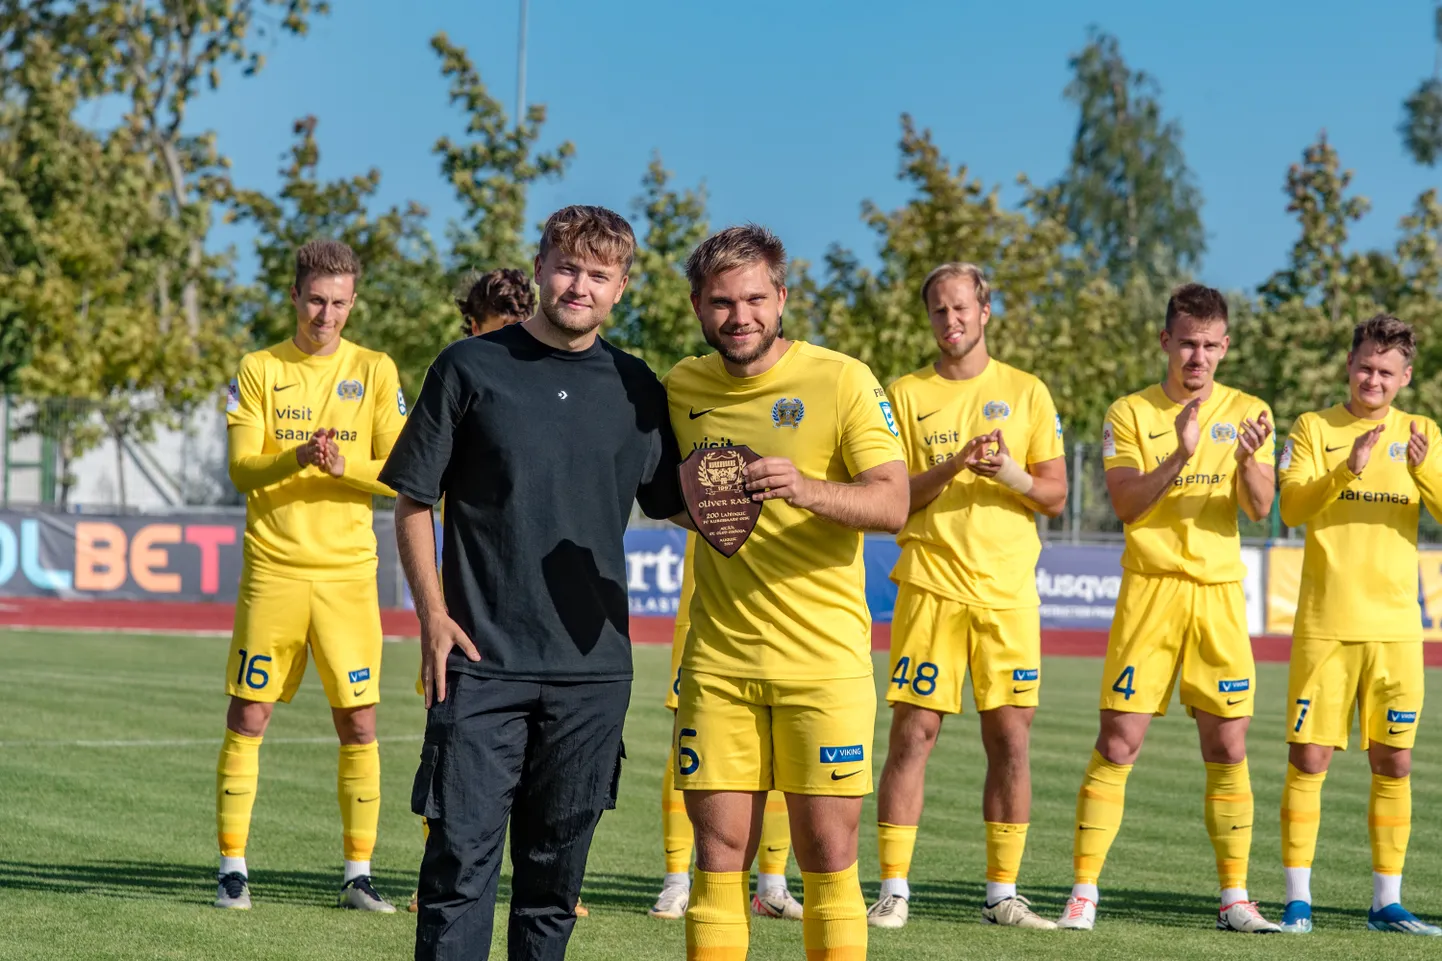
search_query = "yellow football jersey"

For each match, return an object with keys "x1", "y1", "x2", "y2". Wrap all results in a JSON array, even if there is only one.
[
  {"x1": 664, "y1": 342, "x2": 905, "y2": 681},
  {"x1": 226, "y1": 338, "x2": 406, "y2": 579},
  {"x1": 888, "y1": 360, "x2": 1063, "y2": 608},
  {"x1": 1103, "y1": 382, "x2": 1273, "y2": 583},
  {"x1": 1280, "y1": 405, "x2": 1442, "y2": 642}
]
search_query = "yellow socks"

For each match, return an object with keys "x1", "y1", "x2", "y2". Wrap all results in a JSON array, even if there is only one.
[
  {"x1": 801, "y1": 864, "x2": 867, "y2": 961},
  {"x1": 1280, "y1": 764, "x2": 1325, "y2": 869},
  {"x1": 1073, "y1": 750, "x2": 1131, "y2": 890},
  {"x1": 757, "y1": 792, "x2": 790, "y2": 878},
  {"x1": 985, "y1": 822, "x2": 1028, "y2": 901},
  {"x1": 1369, "y1": 773, "x2": 1411, "y2": 879},
  {"x1": 216, "y1": 730, "x2": 262, "y2": 860},
  {"x1": 686, "y1": 870, "x2": 749, "y2": 961},
  {"x1": 877, "y1": 822, "x2": 918, "y2": 886},
  {"x1": 1204, "y1": 759, "x2": 1253, "y2": 897},
  {"x1": 338, "y1": 742, "x2": 381, "y2": 867},
  {"x1": 663, "y1": 748, "x2": 694, "y2": 876}
]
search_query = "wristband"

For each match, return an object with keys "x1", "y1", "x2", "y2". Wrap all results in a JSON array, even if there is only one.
[{"x1": 993, "y1": 454, "x2": 1034, "y2": 496}]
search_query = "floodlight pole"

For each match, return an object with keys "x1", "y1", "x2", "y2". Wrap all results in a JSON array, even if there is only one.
[{"x1": 517, "y1": 0, "x2": 529, "y2": 125}]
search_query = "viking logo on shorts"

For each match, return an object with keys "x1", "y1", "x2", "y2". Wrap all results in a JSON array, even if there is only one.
[
  {"x1": 1389, "y1": 441, "x2": 1407, "y2": 462},
  {"x1": 336, "y1": 379, "x2": 365, "y2": 401},
  {"x1": 772, "y1": 397, "x2": 805, "y2": 428},
  {"x1": 983, "y1": 400, "x2": 1011, "y2": 421},
  {"x1": 1218, "y1": 678, "x2": 1250, "y2": 693},
  {"x1": 1210, "y1": 422, "x2": 1237, "y2": 444},
  {"x1": 696, "y1": 449, "x2": 746, "y2": 492},
  {"x1": 1012, "y1": 668, "x2": 1039, "y2": 682},
  {"x1": 820, "y1": 745, "x2": 865, "y2": 764},
  {"x1": 1387, "y1": 710, "x2": 1418, "y2": 724},
  {"x1": 348, "y1": 668, "x2": 371, "y2": 683}
]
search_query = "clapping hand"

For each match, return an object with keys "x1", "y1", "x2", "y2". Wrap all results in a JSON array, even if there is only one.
[
  {"x1": 1175, "y1": 399, "x2": 1201, "y2": 457},
  {"x1": 316, "y1": 428, "x2": 345, "y2": 478},
  {"x1": 1236, "y1": 411, "x2": 1273, "y2": 463},
  {"x1": 1348, "y1": 424, "x2": 1385, "y2": 475},
  {"x1": 1409, "y1": 420, "x2": 1429, "y2": 469}
]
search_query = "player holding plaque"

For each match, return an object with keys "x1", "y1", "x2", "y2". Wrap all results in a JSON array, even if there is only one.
[{"x1": 664, "y1": 224, "x2": 908, "y2": 961}]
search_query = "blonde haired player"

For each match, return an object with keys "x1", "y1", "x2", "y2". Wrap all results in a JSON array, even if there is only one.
[
  {"x1": 215, "y1": 239, "x2": 405, "y2": 912},
  {"x1": 1275, "y1": 314, "x2": 1442, "y2": 936},
  {"x1": 868, "y1": 263, "x2": 1065, "y2": 930},
  {"x1": 1058, "y1": 284, "x2": 1280, "y2": 933},
  {"x1": 650, "y1": 533, "x2": 803, "y2": 921},
  {"x1": 664, "y1": 224, "x2": 908, "y2": 961}
]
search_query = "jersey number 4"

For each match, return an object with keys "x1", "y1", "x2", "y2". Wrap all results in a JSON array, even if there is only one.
[
  {"x1": 1111, "y1": 666, "x2": 1136, "y2": 701},
  {"x1": 891, "y1": 656, "x2": 939, "y2": 697}
]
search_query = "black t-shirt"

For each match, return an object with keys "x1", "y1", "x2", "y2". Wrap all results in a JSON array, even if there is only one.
[{"x1": 379, "y1": 324, "x2": 683, "y2": 681}]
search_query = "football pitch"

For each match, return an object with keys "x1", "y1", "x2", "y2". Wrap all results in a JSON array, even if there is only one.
[{"x1": 2, "y1": 630, "x2": 1439, "y2": 961}]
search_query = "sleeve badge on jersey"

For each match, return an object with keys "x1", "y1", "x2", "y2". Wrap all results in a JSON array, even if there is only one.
[
  {"x1": 1279, "y1": 438, "x2": 1294, "y2": 470},
  {"x1": 879, "y1": 400, "x2": 899, "y2": 437},
  {"x1": 225, "y1": 377, "x2": 240, "y2": 413},
  {"x1": 1102, "y1": 421, "x2": 1116, "y2": 457},
  {"x1": 336, "y1": 379, "x2": 364, "y2": 401},
  {"x1": 772, "y1": 397, "x2": 805, "y2": 428},
  {"x1": 397, "y1": 387, "x2": 407, "y2": 417},
  {"x1": 1055, "y1": 414, "x2": 1063, "y2": 439}
]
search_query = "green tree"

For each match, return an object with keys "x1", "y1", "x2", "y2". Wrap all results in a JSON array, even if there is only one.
[
  {"x1": 227, "y1": 115, "x2": 452, "y2": 397},
  {"x1": 432, "y1": 31, "x2": 573, "y2": 275},
  {"x1": 1047, "y1": 30, "x2": 1205, "y2": 291},
  {"x1": 1400, "y1": 3, "x2": 1442, "y2": 166},
  {"x1": 605, "y1": 155, "x2": 710, "y2": 373}
]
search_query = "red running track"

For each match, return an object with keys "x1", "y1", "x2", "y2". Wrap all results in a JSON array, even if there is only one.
[{"x1": 4, "y1": 596, "x2": 1440, "y2": 664}]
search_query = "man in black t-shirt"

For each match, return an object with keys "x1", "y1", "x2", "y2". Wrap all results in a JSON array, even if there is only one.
[{"x1": 380, "y1": 206, "x2": 683, "y2": 961}]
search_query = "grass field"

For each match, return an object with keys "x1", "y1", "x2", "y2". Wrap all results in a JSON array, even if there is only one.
[{"x1": 2, "y1": 630, "x2": 1440, "y2": 960}]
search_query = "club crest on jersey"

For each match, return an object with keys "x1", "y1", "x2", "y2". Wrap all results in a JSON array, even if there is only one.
[
  {"x1": 880, "y1": 400, "x2": 898, "y2": 436},
  {"x1": 225, "y1": 377, "x2": 240, "y2": 413},
  {"x1": 1210, "y1": 422, "x2": 1237, "y2": 444},
  {"x1": 983, "y1": 400, "x2": 1011, "y2": 421},
  {"x1": 336, "y1": 379, "x2": 365, "y2": 401},
  {"x1": 397, "y1": 387, "x2": 407, "y2": 416},
  {"x1": 772, "y1": 397, "x2": 805, "y2": 428},
  {"x1": 1389, "y1": 441, "x2": 1407, "y2": 462},
  {"x1": 1279, "y1": 438, "x2": 1294, "y2": 470}
]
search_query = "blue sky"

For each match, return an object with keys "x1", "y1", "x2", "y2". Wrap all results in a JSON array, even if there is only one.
[{"x1": 194, "y1": 0, "x2": 1440, "y2": 292}]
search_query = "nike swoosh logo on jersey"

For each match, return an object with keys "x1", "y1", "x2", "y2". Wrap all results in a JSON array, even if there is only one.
[
  {"x1": 689, "y1": 407, "x2": 716, "y2": 419},
  {"x1": 273, "y1": 384, "x2": 296, "y2": 392},
  {"x1": 917, "y1": 410, "x2": 942, "y2": 421},
  {"x1": 1012, "y1": 686, "x2": 1036, "y2": 695},
  {"x1": 830, "y1": 770, "x2": 862, "y2": 781},
  {"x1": 1148, "y1": 430, "x2": 1170, "y2": 439},
  {"x1": 1325, "y1": 444, "x2": 1345, "y2": 453}
]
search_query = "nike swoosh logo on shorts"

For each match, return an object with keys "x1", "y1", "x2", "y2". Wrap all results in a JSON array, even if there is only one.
[
  {"x1": 1390, "y1": 726, "x2": 1409, "y2": 735},
  {"x1": 830, "y1": 770, "x2": 861, "y2": 781},
  {"x1": 1013, "y1": 686, "x2": 1036, "y2": 694},
  {"x1": 1227, "y1": 696, "x2": 1247, "y2": 705}
]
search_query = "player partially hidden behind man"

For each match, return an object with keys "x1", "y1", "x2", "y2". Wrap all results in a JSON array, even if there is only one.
[
  {"x1": 1275, "y1": 314, "x2": 1442, "y2": 936},
  {"x1": 406, "y1": 266, "x2": 537, "y2": 915},
  {"x1": 665, "y1": 225, "x2": 908, "y2": 961},
  {"x1": 215, "y1": 239, "x2": 407, "y2": 912},
  {"x1": 651, "y1": 533, "x2": 803, "y2": 922},
  {"x1": 1058, "y1": 283, "x2": 1280, "y2": 933},
  {"x1": 868, "y1": 263, "x2": 1065, "y2": 931}
]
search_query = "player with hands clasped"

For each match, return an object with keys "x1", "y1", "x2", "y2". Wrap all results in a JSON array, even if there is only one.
[
  {"x1": 1275, "y1": 314, "x2": 1442, "y2": 937},
  {"x1": 1059, "y1": 284, "x2": 1281, "y2": 934},
  {"x1": 869, "y1": 263, "x2": 1066, "y2": 932}
]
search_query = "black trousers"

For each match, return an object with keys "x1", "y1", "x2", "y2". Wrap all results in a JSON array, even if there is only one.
[{"x1": 412, "y1": 673, "x2": 630, "y2": 961}]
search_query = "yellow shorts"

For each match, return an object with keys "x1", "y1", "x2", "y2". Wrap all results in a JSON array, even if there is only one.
[
  {"x1": 674, "y1": 670, "x2": 876, "y2": 796},
  {"x1": 227, "y1": 566, "x2": 383, "y2": 710},
  {"x1": 1286, "y1": 638, "x2": 1423, "y2": 751},
  {"x1": 887, "y1": 583, "x2": 1040, "y2": 714},
  {"x1": 1100, "y1": 572, "x2": 1254, "y2": 718},
  {"x1": 664, "y1": 624, "x2": 687, "y2": 711}
]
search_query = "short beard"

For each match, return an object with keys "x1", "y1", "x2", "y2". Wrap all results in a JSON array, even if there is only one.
[
  {"x1": 706, "y1": 322, "x2": 779, "y2": 366},
  {"x1": 938, "y1": 328, "x2": 983, "y2": 359},
  {"x1": 539, "y1": 290, "x2": 608, "y2": 336}
]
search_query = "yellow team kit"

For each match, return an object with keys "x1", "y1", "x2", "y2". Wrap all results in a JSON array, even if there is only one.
[
  {"x1": 225, "y1": 338, "x2": 406, "y2": 709},
  {"x1": 664, "y1": 342, "x2": 903, "y2": 796},
  {"x1": 1100, "y1": 383, "x2": 1273, "y2": 718},
  {"x1": 1279, "y1": 405, "x2": 1442, "y2": 751},
  {"x1": 886, "y1": 360, "x2": 1063, "y2": 715}
]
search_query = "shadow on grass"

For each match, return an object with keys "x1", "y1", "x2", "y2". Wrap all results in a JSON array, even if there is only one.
[{"x1": 0, "y1": 858, "x2": 417, "y2": 908}]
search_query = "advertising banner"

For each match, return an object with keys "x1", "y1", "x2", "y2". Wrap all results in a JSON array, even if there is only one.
[{"x1": 1267, "y1": 544, "x2": 1442, "y2": 639}]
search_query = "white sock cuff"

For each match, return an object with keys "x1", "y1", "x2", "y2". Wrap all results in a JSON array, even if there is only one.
[
  {"x1": 219, "y1": 856, "x2": 247, "y2": 878},
  {"x1": 880, "y1": 877, "x2": 910, "y2": 900},
  {"x1": 344, "y1": 859, "x2": 371, "y2": 882}
]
